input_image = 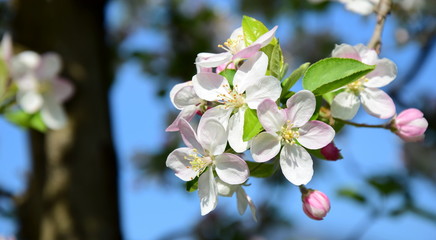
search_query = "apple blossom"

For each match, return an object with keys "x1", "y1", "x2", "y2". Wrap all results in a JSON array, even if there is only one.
[
  {"x1": 391, "y1": 108, "x2": 428, "y2": 142},
  {"x1": 251, "y1": 90, "x2": 335, "y2": 185},
  {"x1": 166, "y1": 118, "x2": 249, "y2": 215},
  {"x1": 193, "y1": 52, "x2": 281, "y2": 153},
  {"x1": 195, "y1": 25, "x2": 277, "y2": 68},
  {"x1": 338, "y1": 0, "x2": 379, "y2": 16},
  {"x1": 301, "y1": 188, "x2": 331, "y2": 220},
  {"x1": 331, "y1": 43, "x2": 396, "y2": 120},
  {"x1": 217, "y1": 180, "x2": 257, "y2": 221},
  {"x1": 10, "y1": 51, "x2": 74, "y2": 129}
]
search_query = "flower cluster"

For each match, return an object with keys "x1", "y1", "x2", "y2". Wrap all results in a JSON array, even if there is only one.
[
  {"x1": 0, "y1": 34, "x2": 74, "y2": 130},
  {"x1": 166, "y1": 16, "x2": 428, "y2": 221}
]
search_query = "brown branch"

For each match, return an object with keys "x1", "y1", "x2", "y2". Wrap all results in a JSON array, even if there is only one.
[{"x1": 367, "y1": 0, "x2": 392, "y2": 53}]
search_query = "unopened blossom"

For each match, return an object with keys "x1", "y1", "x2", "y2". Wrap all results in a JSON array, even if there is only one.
[
  {"x1": 302, "y1": 189, "x2": 331, "y2": 220},
  {"x1": 166, "y1": 118, "x2": 249, "y2": 215},
  {"x1": 193, "y1": 52, "x2": 281, "y2": 153},
  {"x1": 217, "y1": 179, "x2": 257, "y2": 221},
  {"x1": 320, "y1": 142, "x2": 342, "y2": 161},
  {"x1": 251, "y1": 90, "x2": 335, "y2": 185},
  {"x1": 196, "y1": 25, "x2": 277, "y2": 68},
  {"x1": 11, "y1": 51, "x2": 74, "y2": 129},
  {"x1": 331, "y1": 44, "x2": 396, "y2": 120},
  {"x1": 392, "y1": 108, "x2": 428, "y2": 142},
  {"x1": 166, "y1": 81, "x2": 206, "y2": 132},
  {"x1": 338, "y1": 0, "x2": 379, "y2": 16}
]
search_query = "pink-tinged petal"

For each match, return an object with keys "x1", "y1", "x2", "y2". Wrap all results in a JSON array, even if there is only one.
[
  {"x1": 298, "y1": 121, "x2": 335, "y2": 149},
  {"x1": 178, "y1": 118, "x2": 204, "y2": 154},
  {"x1": 198, "y1": 118, "x2": 227, "y2": 155},
  {"x1": 236, "y1": 187, "x2": 248, "y2": 215},
  {"x1": 192, "y1": 72, "x2": 230, "y2": 102},
  {"x1": 232, "y1": 44, "x2": 261, "y2": 61},
  {"x1": 200, "y1": 106, "x2": 232, "y2": 129},
  {"x1": 228, "y1": 108, "x2": 249, "y2": 153},
  {"x1": 36, "y1": 53, "x2": 62, "y2": 80},
  {"x1": 233, "y1": 52, "x2": 268, "y2": 93},
  {"x1": 165, "y1": 105, "x2": 198, "y2": 132},
  {"x1": 331, "y1": 44, "x2": 361, "y2": 61},
  {"x1": 396, "y1": 108, "x2": 424, "y2": 125},
  {"x1": 215, "y1": 153, "x2": 249, "y2": 185},
  {"x1": 216, "y1": 62, "x2": 235, "y2": 74},
  {"x1": 1, "y1": 33, "x2": 12, "y2": 62},
  {"x1": 251, "y1": 132, "x2": 282, "y2": 163},
  {"x1": 173, "y1": 85, "x2": 201, "y2": 109},
  {"x1": 169, "y1": 81, "x2": 191, "y2": 109},
  {"x1": 41, "y1": 94, "x2": 67, "y2": 130},
  {"x1": 360, "y1": 88, "x2": 395, "y2": 119},
  {"x1": 198, "y1": 167, "x2": 218, "y2": 216},
  {"x1": 52, "y1": 77, "x2": 74, "y2": 103},
  {"x1": 17, "y1": 90, "x2": 43, "y2": 113},
  {"x1": 286, "y1": 90, "x2": 316, "y2": 127},
  {"x1": 257, "y1": 99, "x2": 286, "y2": 133},
  {"x1": 280, "y1": 144, "x2": 313, "y2": 186},
  {"x1": 195, "y1": 53, "x2": 214, "y2": 73},
  {"x1": 195, "y1": 52, "x2": 232, "y2": 68},
  {"x1": 364, "y1": 58, "x2": 397, "y2": 88},
  {"x1": 398, "y1": 118, "x2": 428, "y2": 138},
  {"x1": 166, "y1": 147, "x2": 198, "y2": 181},
  {"x1": 331, "y1": 91, "x2": 360, "y2": 120},
  {"x1": 252, "y1": 25, "x2": 278, "y2": 47},
  {"x1": 245, "y1": 76, "x2": 281, "y2": 109},
  {"x1": 356, "y1": 45, "x2": 378, "y2": 65}
]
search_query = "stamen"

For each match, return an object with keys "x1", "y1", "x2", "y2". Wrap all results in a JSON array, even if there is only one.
[{"x1": 281, "y1": 121, "x2": 300, "y2": 145}]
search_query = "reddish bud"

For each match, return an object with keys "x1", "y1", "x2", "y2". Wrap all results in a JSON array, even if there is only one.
[{"x1": 320, "y1": 142, "x2": 342, "y2": 161}]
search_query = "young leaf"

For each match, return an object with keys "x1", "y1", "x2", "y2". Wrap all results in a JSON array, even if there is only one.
[
  {"x1": 0, "y1": 59, "x2": 8, "y2": 99},
  {"x1": 269, "y1": 43, "x2": 283, "y2": 79},
  {"x1": 219, "y1": 69, "x2": 236, "y2": 87},
  {"x1": 242, "y1": 15, "x2": 277, "y2": 46},
  {"x1": 302, "y1": 58, "x2": 375, "y2": 95},
  {"x1": 5, "y1": 110, "x2": 48, "y2": 132},
  {"x1": 243, "y1": 108, "x2": 263, "y2": 142},
  {"x1": 246, "y1": 161, "x2": 276, "y2": 178},
  {"x1": 281, "y1": 62, "x2": 310, "y2": 98},
  {"x1": 337, "y1": 188, "x2": 367, "y2": 204},
  {"x1": 186, "y1": 177, "x2": 199, "y2": 192}
]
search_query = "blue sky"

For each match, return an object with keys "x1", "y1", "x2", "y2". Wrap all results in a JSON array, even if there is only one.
[{"x1": 1, "y1": 1, "x2": 436, "y2": 240}]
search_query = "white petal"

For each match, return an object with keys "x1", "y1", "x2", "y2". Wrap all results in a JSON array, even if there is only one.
[
  {"x1": 200, "y1": 106, "x2": 232, "y2": 130},
  {"x1": 236, "y1": 187, "x2": 248, "y2": 215},
  {"x1": 216, "y1": 179, "x2": 236, "y2": 197},
  {"x1": 195, "y1": 52, "x2": 232, "y2": 68},
  {"x1": 298, "y1": 121, "x2": 335, "y2": 149},
  {"x1": 17, "y1": 90, "x2": 43, "y2": 113},
  {"x1": 41, "y1": 94, "x2": 67, "y2": 130},
  {"x1": 364, "y1": 58, "x2": 397, "y2": 88},
  {"x1": 360, "y1": 88, "x2": 396, "y2": 119},
  {"x1": 1, "y1": 33, "x2": 12, "y2": 61},
  {"x1": 228, "y1": 108, "x2": 249, "y2": 153},
  {"x1": 344, "y1": 0, "x2": 376, "y2": 15},
  {"x1": 331, "y1": 91, "x2": 360, "y2": 120},
  {"x1": 232, "y1": 44, "x2": 261, "y2": 61},
  {"x1": 252, "y1": 25, "x2": 278, "y2": 47},
  {"x1": 36, "y1": 53, "x2": 62, "y2": 80},
  {"x1": 169, "y1": 81, "x2": 191, "y2": 110},
  {"x1": 198, "y1": 168, "x2": 218, "y2": 216},
  {"x1": 251, "y1": 132, "x2": 282, "y2": 163},
  {"x1": 331, "y1": 44, "x2": 361, "y2": 61},
  {"x1": 280, "y1": 144, "x2": 314, "y2": 186},
  {"x1": 245, "y1": 76, "x2": 281, "y2": 109},
  {"x1": 215, "y1": 153, "x2": 249, "y2": 185},
  {"x1": 233, "y1": 52, "x2": 268, "y2": 93},
  {"x1": 286, "y1": 90, "x2": 316, "y2": 127},
  {"x1": 192, "y1": 72, "x2": 230, "y2": 102},
  {"x1": 11, "y1": 51, "x2": 40, "y2": 79},
  {"x1": 166, "y1": 147, "x2": 198, "y2": 181},
  {"x1": 358, "y1": 47, "x2": 378, "y2": 65},
  {"x1": 257, "y1": 98, "x2": 286, "y2": 133},
  {"x1": 178, "y1": 118, "x2": 205, "y2": 154},
  {"x1": 198, "y1": 118, "x2": 227, "y2": 155},
  {"x1": 165, "y1": 105, "x2": 198, "y2": 132},
  {"x1": 52, "y1": 77, "x2": 74, "y2": 103},
  {"x1": 173, "y1": 85, "x2": 201, "y2": 109}
]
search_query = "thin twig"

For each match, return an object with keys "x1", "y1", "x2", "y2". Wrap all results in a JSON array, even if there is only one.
[
  {"x1": 367, "y1": 0, "x2": 392, "y2": 53},
  {"x1": 334, "y1": 118, "x2": 390, "y2": 129}
]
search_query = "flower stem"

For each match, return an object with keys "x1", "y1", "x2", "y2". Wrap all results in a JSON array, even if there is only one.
[{"x1": 334, "y1": 118, "x2": 390, "y2": 129}]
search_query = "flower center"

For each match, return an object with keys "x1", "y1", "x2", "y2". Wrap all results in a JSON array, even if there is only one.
[
  {"x1": 217, "y1": 34, "x2": 245, "y2": 54},
  {"x1": 346, "y1": 77, "x2": 368, "y2": 94},
  {"x1": 280, "y1": 121, "x2": 300, "y2": 145},
  {"x1": 184, "y1": 149, "x2": 212, "y2": 176},
  {"x1": 217, "y1": 84, "x2": 245, "y2": 109}
]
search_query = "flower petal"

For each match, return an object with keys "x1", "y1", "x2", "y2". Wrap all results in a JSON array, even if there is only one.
[
  {"x1": 200, "y1": 106, "x2": 232, "y2": 130},
  {"x1": 173, "y1": 85, "x2": 201, "y2": 109},
  {"x1": 192, "y1": 72, "x2": 230, "y2": 102},
  {"x1": 166, "y1": 147, "x2": 198, "y2": 181},
  {"x1": 215, "y1": 153, "x2": 249, "y2": 185},
  {"x1": 11, "y1": 51, "x2": 40, "y2": 79},
  {"x1": 41, "y1": 94, "x2": 67, "y2": 130},
  {"x1": 364, "y1": 58, "x2": 397, "y2": 88},
  {"x1": 245, "y1": 76, "x2": 281, "y2": 109},
  {"x1": 198, "y1": 118, "x2": 227, "y2": 155},
  {"x1": 228, "y1": 108, "x2": 249, "y2": 153},
  {"x1": 298, "y1": 121, "x2": 335, "y2": 150},
  {"x1": 195, "y1": 52, "x2": 232, "y2": 68},
  {"x1": 52, "y1": 77, "x2": 74, "y2": 103},
  {"x1": 331, "y1": 44, "x2": 361, "y2": 61},
  {"x1": 280, "y1": 144, "x2": 314, "y2": 186},
  {"x1": 1, "y1": 33, "x2": 12, "y2": 61},
  {"x1": 236, "y1": 187, "x2": 248, "y2": 215},
  {"x1": 36, "y1": 53, "x2": 62, "y2": 80},
  {"x1": 233, "y1": 52, "x2": 268, "y2": 93},
  {"x1": 232, "y1": 44, "x2": 261, "y2": 61},
  {"x1": 252, "y1": 25, "x2": 278, "y2": 47},
  {"x1": 360, "y1": 88, "x2": 395, "y2": 119},
  {"x1": 17, "y1": 90, "x2": 43, "y2": 113},
  {"x1": 170, "y1": 81, "x2": 191, "y2": 110},
  {"x1": 257, "y1": 98, "x2": 286, "y2": 133},
  {"x1": 286, "y1": 90, "x2": 316, "y2": 127},
  {"x1": 178, "y1": 118, "x2": 204, "y2": 154},
  {"x1": 251, "y1": 132, "x2": 282, "y2": 162},
  {"x1": 165, "y1": 105, "x2": 198, "y2": 132},
  {"x1": 216, "y1": 179, "x2": 236, "y2": 197},
  {"x1": 198, "y1": 168, "x2": 218, "y2": 216},
  {"x1": 331, "y1": 91, "x2": 360, "y2": 120}
]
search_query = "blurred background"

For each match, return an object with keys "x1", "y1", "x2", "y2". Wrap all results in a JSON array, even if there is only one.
[{"x1": 0, "y1": 0, "x2": 436, "y2": 239}]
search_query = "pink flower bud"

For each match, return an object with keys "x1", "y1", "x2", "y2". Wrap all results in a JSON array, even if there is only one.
[
  {"x1": 302, "y1": 189, "x2": 330, "y2": 220},
  {"x1": 393, "y1": 108, "x2": 428, "y2": 142},
  {"x1": 320, "y1": 142, "x2": 342, "y2": 161}
]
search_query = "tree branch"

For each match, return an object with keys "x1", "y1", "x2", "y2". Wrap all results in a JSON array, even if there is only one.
[{"x1": 367, "y1": 0, "x2": 392, "y2": 53}]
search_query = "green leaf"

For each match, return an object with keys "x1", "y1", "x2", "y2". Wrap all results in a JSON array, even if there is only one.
[
  {"x1": 281, "y1": 62, "x2": 310, "y2": 98},
  {"x1": 246, "y1": 161, "x2": 276, "y2": 178},
  {"x1": 186, "y1": 177, "x2": 199, "y2": 192},
  {"x1": 337, "y1": 188, "x2": 367, "y2": 204},
  {"x1": 302, "y1": 58, "x2": 375, "y2": 95},
  {"x1": 322, "y1": 88, "x2": 344, "y2": 105},
  {"x1": 242, "y1": 15, "x2": 277, "y2": 46},
  {"x1": 269, "y1": 43, "x2": 283, "y2": 79},
  {"x1": 367, "y1": 175, "x2": 404, "y2": 196},
  {"x1": 310, "y1": 95, "x2": 323, "y2": 120},
  {"x1": 243, "y1": 108, "x2": 263, "y2": 142},
  {"x1": 5, "y1": 110, "x2": 48, "y2": 132},
  {"x1": 219, "y1": 69, "x2": 236, "y2": 87},
  {"x1": 0, "y1": 59, "x2": 8, "y2": 99}
]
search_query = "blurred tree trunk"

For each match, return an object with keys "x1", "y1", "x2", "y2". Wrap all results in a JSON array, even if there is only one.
[{"x1": 11, "y1": 0, "x2": 122, "y2": 240}]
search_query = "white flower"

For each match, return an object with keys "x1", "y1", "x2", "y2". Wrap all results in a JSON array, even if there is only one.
[
  {"x1": 193, "y1": 52, "x2": 282, "y2": 153},
  {"x1": 195, "y1": 26, "x2": 277, "y2": 68},
  {"x1": 1, "y1": 33, "x2": 12, "y2": 63},
  {"x1": 251, "y1": 91, "x2": 335, "y2": 185},
  {"x1": 217, "y1": 179, "x2": 257, "y2": 221},
  {"x1": 166, "y1": 118, "x2": 249, "y2": 215},
  {"x1": 331, "y1": 44, "x2": 396, "y2": 120},
  {"x1": 11, "y1": 51, "x2": 74, "y2": 129},
  {"x1": 338, "y1": 0, "x2": 379, "y2": 16}
]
